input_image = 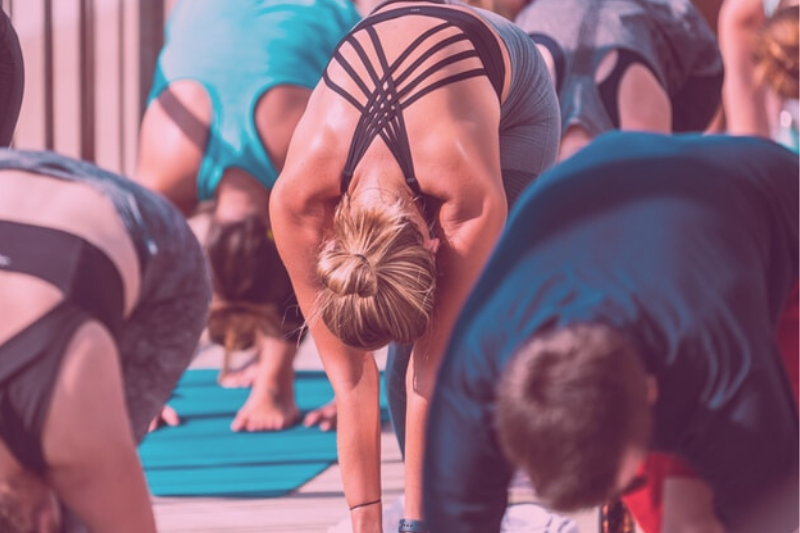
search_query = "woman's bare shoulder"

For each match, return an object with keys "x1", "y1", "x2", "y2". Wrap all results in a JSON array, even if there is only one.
[{"x1": 280, "y1": 89, "x2": 356, "y2": 190}]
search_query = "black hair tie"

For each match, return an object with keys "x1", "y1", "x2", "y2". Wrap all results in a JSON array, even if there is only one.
[{"x1": 349, "y1": 498, "x2": 381, "y2": 511}]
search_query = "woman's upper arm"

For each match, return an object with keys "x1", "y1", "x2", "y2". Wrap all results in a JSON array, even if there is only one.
[
  {"x1": 270, "y1": 164, "x2": 372, "y2": 388},
  {"x1": 416, "y1": 178, "x2": 508, "y2": 364}
]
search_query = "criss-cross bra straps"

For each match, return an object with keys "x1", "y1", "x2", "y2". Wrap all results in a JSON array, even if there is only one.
[{"x1": 323, "y1": 5, "x2": 505, "y2": 195}]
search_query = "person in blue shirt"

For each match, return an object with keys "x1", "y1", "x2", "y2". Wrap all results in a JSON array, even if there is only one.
[{"x1": 424, "y1": 131, "x2": 799, "y2": 533}]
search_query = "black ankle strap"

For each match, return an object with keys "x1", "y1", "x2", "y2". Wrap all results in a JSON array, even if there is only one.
[{"x1": 399, "y1": 518, "x2": 428, "y2": 533}]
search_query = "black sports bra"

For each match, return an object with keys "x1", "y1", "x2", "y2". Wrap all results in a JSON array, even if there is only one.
[{"x1": 323, "y1": 0, "x2": 505, "y2": 196}]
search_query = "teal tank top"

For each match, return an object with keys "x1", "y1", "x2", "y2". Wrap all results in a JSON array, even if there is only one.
[{"x1": 148, "y1": 0, "x2": 361, "y2": 200}]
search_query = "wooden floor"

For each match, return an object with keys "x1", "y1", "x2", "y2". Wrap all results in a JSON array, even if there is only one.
[
  {"x1": 152, "y1": 424, "x2": 405, "y2": 533},
  {"x1": 150, "y1": 341, "x2": 405, "y2": 533}
]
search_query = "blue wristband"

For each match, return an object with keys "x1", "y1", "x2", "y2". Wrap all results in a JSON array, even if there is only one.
[{"x1": 398, "y1": 518, "x2": 428, "y2": 533}]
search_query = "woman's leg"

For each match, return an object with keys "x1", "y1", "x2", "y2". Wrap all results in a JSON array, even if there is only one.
[
  {"x1": 134, "y1": 80, "x2": 210, "y2": 216},
  {"x1": 609, "y1": 50, "x2": 672, "y2": 134},
  {"x1": 560, "y1": 49, "x2": 672, "y2": 162}
]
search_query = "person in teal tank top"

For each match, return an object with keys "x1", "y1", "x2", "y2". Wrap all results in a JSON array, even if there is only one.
[
  {"x1": 135, "y1": 0, "x2": 361, "y2": 434},
  {"x1": 145, "y1": 0, "x2": 360, "y2": 198}
]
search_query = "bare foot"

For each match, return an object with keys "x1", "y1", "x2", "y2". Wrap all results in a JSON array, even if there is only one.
[
  {"x1": 302, "y1": 400, "x2": 337, "y2": 432},
  {"x1": 218, "y1": 358, "x2": 260, "y2": 388},
  {"x1": 230, "y1": 393, "x2": 301, "y2": 432},
  {"x1": 148, "y1": 405, "x2": 180, "y2": 432}
]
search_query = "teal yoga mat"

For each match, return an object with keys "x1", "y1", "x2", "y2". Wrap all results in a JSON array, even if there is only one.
[{"x1": 139, "y1": 369, "x2": 389, "y2": 498}]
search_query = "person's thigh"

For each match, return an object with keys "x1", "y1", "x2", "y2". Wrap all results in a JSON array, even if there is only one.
[
  {"x1": 603, "y1": 50, "x2": 671, "y2": 134},
  {"x1": 135, "y1": 81, "x2": 211, "y2": 216}
]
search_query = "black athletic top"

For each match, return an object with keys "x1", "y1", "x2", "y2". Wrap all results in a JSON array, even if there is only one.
[
  {"x1": 424, "y1": 132, "x2": 799, "y2": 532},
  {"x1": 323, "y1": 0, "x2": 505, "y2": 196},
  {"x1": 0, "y1": 149, "x2": 184, "y2": 474}
]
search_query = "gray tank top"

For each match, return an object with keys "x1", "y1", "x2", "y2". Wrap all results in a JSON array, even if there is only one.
[{"x1": 515, "y1": 0, "x2": 722, "y2": 136}]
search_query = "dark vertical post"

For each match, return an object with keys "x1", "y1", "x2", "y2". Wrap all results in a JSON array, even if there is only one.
[
  {"x1": 79, "y1": 0, "x2": 96, "y2": 161},
  {"x1": 43, "y1": 0, "x2": 55, "y2": 150},
  {"x1": 138, "y1": 0, "x2": 164, "y2": 118}
]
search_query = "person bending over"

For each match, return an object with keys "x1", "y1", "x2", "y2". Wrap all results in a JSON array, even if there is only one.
[
  {"x1": 0, "y1": 149, "x2": 211, "y2": 533},
  {"x1": 135, "y1": 0, "x2": 361, "y2": 432},
  {"x1": 270, "y1": 1, "x2": 560, "y2": 531},
  {"x1": 424, "y1": 131, "x2": 799, "y2": 533},
  {"x1": 514, "y1": 0, "x2": 723, "y2": 161}
]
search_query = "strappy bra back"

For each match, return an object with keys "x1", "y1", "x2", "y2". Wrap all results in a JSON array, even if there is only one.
[{"x1": 323, "y1": 0, "x2": 505, "y2": 195}]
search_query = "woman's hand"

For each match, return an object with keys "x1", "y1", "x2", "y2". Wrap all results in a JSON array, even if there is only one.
[{"x1": 148, "y1": 404, "x2": 180, "y2": 432}]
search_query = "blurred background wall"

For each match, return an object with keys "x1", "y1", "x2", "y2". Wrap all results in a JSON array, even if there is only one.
[{"x1": 3, "y1": 0, "x2": 178, "y2": 175}]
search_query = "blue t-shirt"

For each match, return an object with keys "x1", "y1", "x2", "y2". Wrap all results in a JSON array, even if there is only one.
[{"x1": 424, "y1": 132, "x2": 799, "y2": 532}]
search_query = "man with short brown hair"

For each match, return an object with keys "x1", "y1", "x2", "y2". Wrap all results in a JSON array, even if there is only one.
[{"x1": 424, "y1": 131, "x2": 799, "y2": 533}]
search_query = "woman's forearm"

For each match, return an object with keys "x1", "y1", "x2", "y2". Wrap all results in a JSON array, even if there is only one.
[
  {"x1": 334, "y1": 357, "x2": 384, "y2": 533},
  {"x1": 402, "y1": 383, "x2": 433, "y2": 522}
]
